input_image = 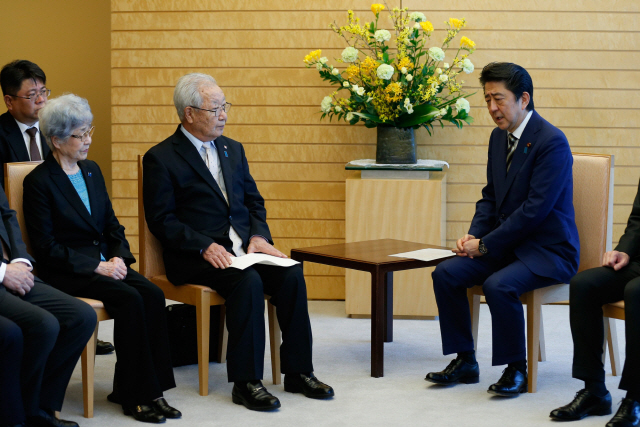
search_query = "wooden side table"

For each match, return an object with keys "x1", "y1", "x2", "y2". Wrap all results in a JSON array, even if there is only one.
[{"x1": 290, "y1": 239, "x2": 452, "y2": 377}]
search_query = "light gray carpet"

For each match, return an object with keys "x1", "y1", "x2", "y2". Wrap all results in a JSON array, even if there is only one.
[{"x1": 59, "y1": 301, "x2": 627, "y2": 427}]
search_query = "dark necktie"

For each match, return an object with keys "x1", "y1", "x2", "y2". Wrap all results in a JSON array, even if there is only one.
[
  {"x1": 25, "y1": 127, "x2": 42, "y2": 161},
  {"x1": 506, "y1": 133, "x2": 518, "y2": 172}
]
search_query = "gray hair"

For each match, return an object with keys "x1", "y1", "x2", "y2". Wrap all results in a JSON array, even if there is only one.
[
  {"x1": 38, "y1": 93, "x2": 93, "y2": 150},
  {"x1": 173, "y1": 73, "x2": 217, "y2": 121}
]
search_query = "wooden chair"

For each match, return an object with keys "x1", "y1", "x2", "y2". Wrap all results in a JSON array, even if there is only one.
[
  {"x1": 137, "y1": 155, "x2": 281, "y2": 396},
  {"x1": 467, "y1": 153, "x2": 614, "y2": 393},
  {"x1": 603, "y1": 301, "x2": 624, "y2": 376},
  {"x1": 5, "y1": 161, "x2": 109, "y2": 418}
]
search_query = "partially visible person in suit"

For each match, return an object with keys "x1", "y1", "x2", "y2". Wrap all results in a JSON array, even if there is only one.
[
  {"x1": 0, "y1": 59, "x2": 113, "y2": 356},
  {"x1": 425, "y1": 62, "x2": 580, "y2": 396},
  {"x1": 23, "y1": 94, "x2": 181, "y2": 424},
  {"x1": 0, "y1": 316, "x2": 25, "y2": 427},
  {"x1": 550, "y1": 185, "x2": 640, "y2": 426},
  {"x1": 0, "y1": 180, "x2": 96, "y2": 427},
  {"x1": 143, "y1": 73, "x2": 334, "y2": 411}
]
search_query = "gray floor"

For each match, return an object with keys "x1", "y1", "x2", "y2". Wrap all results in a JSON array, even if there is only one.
[{"x1": 59, "y1": 301, "x2": 627, "y2": 427}]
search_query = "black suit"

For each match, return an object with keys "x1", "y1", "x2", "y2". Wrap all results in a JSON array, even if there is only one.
[
  {"x1": 143, "y1": 126, "x2": 313, "y2": 382},
  {"x1": 0, "y1": 111, "x2": 50, "y2": 189},
  {"x1": 569, "y1": 179, "x2": 640, "y2": 393},
  {"x1": 23, "y1": 155, "x2": 176, "y2": 407},
  {"x1": 0, "y1": 183, "x2": 95, "y2": 421}
]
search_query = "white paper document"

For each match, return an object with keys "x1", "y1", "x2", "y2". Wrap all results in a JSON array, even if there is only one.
[
  {"x1": 388, "y1": 248, "x2": 456, "y2": 262},
  {"x1": 229, "y1": 253, "x2": 300, "y2": 270}
]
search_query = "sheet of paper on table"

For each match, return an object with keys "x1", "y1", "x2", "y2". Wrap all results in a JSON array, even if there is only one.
[
  {"x1": 388, "y1": 248, "x2": 456, "y2": 262},
  {"x1": 230, "y1": 253, "x2": 300, "y2": 270}
]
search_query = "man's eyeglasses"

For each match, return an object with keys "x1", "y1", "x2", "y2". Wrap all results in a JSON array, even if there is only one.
[
  {"x1": 9, "y1": 88, "x2": 51, "y2": 102},
  {"x1": 189, "y1": 102, "x2": 232, "y2": 117},
  {"x1": 70, "y1": 126, "x2": 95, "y2": 142}
]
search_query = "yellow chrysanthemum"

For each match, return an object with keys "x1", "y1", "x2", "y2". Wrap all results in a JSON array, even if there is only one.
[
  {"x1": 371, "y1": 4, "x2": 385, "y2": 15},
  {"x1": 460, "y1": 36, "x2": 476, "y2": 50},
  {"x1": 449, "y1": 18, "x2": 464, "y2": 29},
  {"x1": 384, "y1": 82, "x2": 404, "y2": 103},
  {"x1": 303, "y1": 49, "x2": 322, "y2": 64},
  {"x1": 420, "y1": 21, "x2": 434, "y2": 33},
  {"x1": 397, "y1": 57, "x2": 414, "y2": 71}
]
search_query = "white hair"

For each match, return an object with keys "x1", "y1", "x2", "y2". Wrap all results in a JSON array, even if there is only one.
[
  {"x1": 173, "y1": 73, "x2": 218, "y2": 121},
  {"x1": 38, "y1": 93, "x2": 93, "y2": 150}
]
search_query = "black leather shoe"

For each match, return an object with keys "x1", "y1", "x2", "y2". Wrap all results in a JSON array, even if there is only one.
[
  {"x1": 26, "y1": 413, "x2": 78, "y2": 427},
  {"x1": 550, "y1": 389, "x2": 612, "y2": 420},
  {"x1": 151, "y1": 398, "x2": 181, "y2": 419},
  {"x1": 606, "y1": 398, "x2": 640, "y2": 427},
  {"x1": 488, "y1": 366, "x2": 528, "y2": 396},
  {"x1": 232, "y1": 381, "x2": 281, "y2": 411},
  {"x1": 425, "y1": 357, "x2": 480, "y2": 385},
  {"x1": 96, "y1": 339, "x2": 115, "y2": 355},
  {"x1": 123, "y1": 405, "x2": 166, "y2": 423},
  {"x1": 284, "y1": 373, "x2": 334, "y2": 399}
]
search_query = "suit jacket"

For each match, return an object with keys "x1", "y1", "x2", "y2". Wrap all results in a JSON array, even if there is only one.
[
  {"x1": 468, "y1": 110, "x2": 580, "y2": 283},
  {"x1": 0, "y1": 111, "x2": 50, "y2": 189},
  {"x1": 614, "y1": 179, "x2": 640, "y2": 260},
  {"x1": 143, "y1": 125, "x2": 272, "y2": 285},
  {"x1": 22, "y1": 154, "x2": 134, "y2": 294},
  {"x1": 0, "y1": 184, "x2": 34, "y2": 265}
]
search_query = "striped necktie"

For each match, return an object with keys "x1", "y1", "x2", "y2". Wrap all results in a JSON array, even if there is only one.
[{"x1": 506, "y1": 133, "x2": 518, "y2": 172}]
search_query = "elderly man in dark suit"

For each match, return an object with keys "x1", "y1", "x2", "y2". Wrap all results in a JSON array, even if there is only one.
[
  {"x1": 0, "y1": 186, "x2": 96, "y2": 427},
  {"x1": 143, "y1": 73, "x2": 334, "y2": 411},
  {"x1": 425, "y1": 62, "x2": 580, "y2": 397},
  {"x1": 550, "y1": 185, "x2": 640, "y2": 426}
]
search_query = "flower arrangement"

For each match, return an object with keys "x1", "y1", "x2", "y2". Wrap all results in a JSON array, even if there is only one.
[{"x1": 303, "y1": 4, "x2": 477, "y2": 134}]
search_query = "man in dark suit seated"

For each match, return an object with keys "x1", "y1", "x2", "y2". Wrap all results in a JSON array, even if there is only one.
[
  {"x1": 0, "y1": 59, "x2": 113, "y2": 356},
  {"x1": 143, "y1": 73, "x2": 334, "y2": 411},
  {"x1": 550, "y1": 186, "x2": 640, "y2": 426},
  {"x1": 425, "y1": 62, "x2": 580, "y2": 396},
  {"x1": 0, "y1": 187, "x2": 96, "y2": 427}
]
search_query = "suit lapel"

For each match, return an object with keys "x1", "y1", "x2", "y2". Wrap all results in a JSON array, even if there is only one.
[
  {"x1": 46, "y1": 157, "x2": 101, "y2": 233},
  {"x1": 214, "y1": 137, "x2": 233, "y2": 206},
  {"x1": 1, "y1": 113, "x2": 30, "y2": 160},
  {"x1": 40, "y1": 131, "x2": 50, "y2": 158},
  {"x1": 172, "y1": 130, "x2": 227, "y2": 204}
]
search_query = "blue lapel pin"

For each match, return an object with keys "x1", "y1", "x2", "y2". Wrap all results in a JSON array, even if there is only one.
[
  {"x1": 88, "y1": 172, "x2": 92, "y2": 177},
  {"x1": 224, "y1": 151, "x2": 228, "y2": 157},
  {"x1": 524, "y1": 142, "x2": 531, "y2": 154}
]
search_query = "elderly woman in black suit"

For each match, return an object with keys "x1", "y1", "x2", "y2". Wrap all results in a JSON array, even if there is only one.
[{"x1": 22, "y1": 94, "x2": 181, "y2": 424}]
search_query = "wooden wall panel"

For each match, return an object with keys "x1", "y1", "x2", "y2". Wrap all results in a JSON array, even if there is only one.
[{"x1": 112, "y1": 1, "x2": 640, "y2": 300}]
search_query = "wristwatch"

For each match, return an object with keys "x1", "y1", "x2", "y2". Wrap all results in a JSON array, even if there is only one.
[{"x1": 478, "y1": 239, "x2": 488, "y2": 255}]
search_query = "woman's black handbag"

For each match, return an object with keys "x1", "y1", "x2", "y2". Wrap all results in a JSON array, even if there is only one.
[{"x1": 165, "y1": 303, "x2": 222, "y2": 367}]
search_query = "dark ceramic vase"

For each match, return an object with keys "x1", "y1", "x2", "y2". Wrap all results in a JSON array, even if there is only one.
[{"x1": 376, "y1": 126, "x2": 416, "y2": 164}]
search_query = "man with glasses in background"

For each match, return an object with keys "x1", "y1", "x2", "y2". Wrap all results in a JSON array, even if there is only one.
[
  {"x1": 143, "y1": 73, "x2": 334, "y2": 411},
  {"x1": 0, "y1": 60, "x2": 114, "y2": 352}
]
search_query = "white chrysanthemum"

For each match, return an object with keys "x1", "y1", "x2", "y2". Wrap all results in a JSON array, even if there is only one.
[
  {"x1": 319, "y1": 57, "x2": 328, "y2": 64},
  {"x1": 406, "y1": 74, "x2": 413, "y2": 82},
  {"x1": 346, "y1": 112, "x2": 354, "y2": 121},
  {"x1": 376, "y1": 64, "x2": 395, "y2": 80},
  {"x1": 321, "y1": 96, "x2": 332, "y2": 113},
  {"x1": 316, "y1": 63, "x2": 323, "y2": 71},
  {"x1": 409, "y1": 12, "x2": 426, "y2": 22},
  {"x1": 439, "y1": 108, "x2": 448, "y2": 117},
  {"x1": 331, "y1": 68, "x2": 340, "y2": 75},
  {"x1": 428, "y1": 47, "x2": 445, "y2": 61},
  {"x1": 455, "y1": 97, "x2": 470, "y2": 114},
  {"x1": 356, "y1": 86, "x2": 365, "y2": 96},
  {"x1": 401, "y1": 67, "x2": 407, "y2": 75},
  {"x1": 436, "y1": 68, "x2": 442, "y2": 75},
  {"x1": 443, "y1": 62, "x2": 450, "y2": 69},
  {"x1": 341, "y1": 46, "x2": 359, "y2": 63},
  {"x1": 343, "y1": 81, "x2": 350, "y2": 87},
  {"x1": 374, "y1": 29, "x2": 391, "y2": 42},
  {"x1": 335, "y1": 106, "x2": 342, "y2": 113},
  {"x1": 462, "y1": 58, "x2": 474, "y2": 74},
  {"x1": 439, "y1": 74, "x2": 448, "y2": 83},
  {"x1": 413, "y1": 23, "x2": 420, "y2": 30}
]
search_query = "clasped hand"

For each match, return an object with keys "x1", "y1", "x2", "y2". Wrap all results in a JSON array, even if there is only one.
[
  {"x1": 95, "y1": 257, "x2": 127, "y2": 280},
  {"x1": 3, "y1": 262, "x2": 34, "y2": 296},
  {"x1": 451, "y1": 234, "x2": 483, "y2": 258},
  {"x1": 602, "y1": 250, "x2": 629, "y2": 271}
]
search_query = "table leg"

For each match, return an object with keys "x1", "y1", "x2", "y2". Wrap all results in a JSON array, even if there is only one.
[
  {"x1": 371, "y1": 267, "x2": 384, "y2": 377},
  {"x1": 384, "y1": 271, "x2": 393, "y2": 343}
]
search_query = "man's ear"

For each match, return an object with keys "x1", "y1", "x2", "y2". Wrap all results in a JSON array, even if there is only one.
[
  {"x1": 520, "y1": 92, "x2": 531, "y2": 110},
  {"x1": 4, "y1": 95, "x2": 13, "y2": 111}
]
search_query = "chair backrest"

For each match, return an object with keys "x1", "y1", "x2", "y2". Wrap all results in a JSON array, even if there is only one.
[
  {"x1": 4, "y1": 161, "x2": 43, "y2": 255},
  {"x1": 138, "y1": 155, "x2": 166, "y2": 278},
  {"x1": 572, "y1": 153, "x2": 614, "y2": 273}
]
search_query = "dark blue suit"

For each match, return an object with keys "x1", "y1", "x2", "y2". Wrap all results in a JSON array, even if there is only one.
[{"x1": 432, "y1": 110, "x2": 580, "y2": 365}]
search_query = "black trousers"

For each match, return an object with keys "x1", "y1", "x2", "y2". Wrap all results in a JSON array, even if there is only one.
[
  {"x1": 570, "y1": 261, "x2": 640, "y2": 392},
  {"x1": 0, "y1": 280, "x2": 96, "y2": 418},
  {"x1": 432, "y1": 253, "x2": 558, "y2": 366},
  {"x1": 0, "y1": 315, "x2": 24, "y2": 424},
  {"x1": 72, "y1": 268, "x2": 176, "y2": 407},
  {"x1": 189, "y1": 263, "x2": 313, "y2": 383}
]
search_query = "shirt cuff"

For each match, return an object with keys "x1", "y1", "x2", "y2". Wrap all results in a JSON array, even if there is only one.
[{"x1": 0, "y1": 262, "x2": 6, "y2": 284}]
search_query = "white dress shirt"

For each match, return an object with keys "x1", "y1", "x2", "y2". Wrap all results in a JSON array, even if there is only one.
[{"x1": 14, "y1": 119, "x2": 44, "y2": 160}]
